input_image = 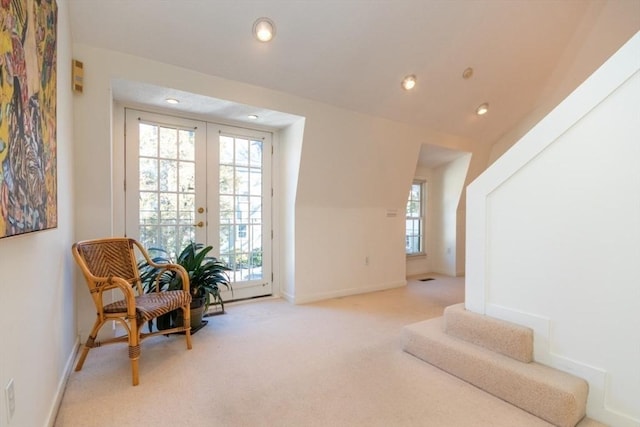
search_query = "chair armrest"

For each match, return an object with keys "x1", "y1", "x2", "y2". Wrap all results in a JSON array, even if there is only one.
[
  {"x1": 142, "y1": 262, "x2": 191, "y2": 295},
  {"x1": 160, "y1": 263, "x2": 190, "y2": 294},
  {"x1": 132, "y1": 240, "x2": 191, "y2": 294},
  {"x1": 98, "y1": 276, "x2": 138, "y2": 317}
]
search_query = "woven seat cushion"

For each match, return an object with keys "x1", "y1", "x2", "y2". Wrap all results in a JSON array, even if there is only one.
[{"x1": 104, "y1": 291, "x2": 192, "y2": 323}]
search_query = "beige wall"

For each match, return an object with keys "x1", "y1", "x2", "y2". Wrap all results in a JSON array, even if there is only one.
[{"x1": 488, "y1": 0, "x2": 640, "y2": 164}]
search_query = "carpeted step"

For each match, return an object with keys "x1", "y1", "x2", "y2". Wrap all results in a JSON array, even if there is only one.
[
  {"x1": 402, "y1": 317, "x2": 588, "y2": 427},
  {"x1": 443, "y1": 303, "x2": 533, "y2": 362},
  {"x1": 576, "y1": 417, "x2": 607, "y2": 427}
]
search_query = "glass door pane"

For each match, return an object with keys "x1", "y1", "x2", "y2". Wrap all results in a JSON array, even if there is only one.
[
  {"x1": 209, "y1": 123, "x2": 272, "y2": 301},
  {"x1": 126, "y1": 112, "x2": 272, "y2": 302},
  {"x1": 125, "y1": 110, "x2": 206, "y2": 257},
  {"x1": 218, "y1": 136, "x2": 264, "y2": 282}
]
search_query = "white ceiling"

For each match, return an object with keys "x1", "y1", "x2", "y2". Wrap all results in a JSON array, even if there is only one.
[
  {"x1": 68, "y1": 0, "x2": 639, "y2": 167},
  {"x1": 111, "y1": 79, "x2": 304, "y2": 129}
]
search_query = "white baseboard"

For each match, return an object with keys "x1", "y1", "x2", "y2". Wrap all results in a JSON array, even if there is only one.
[
  {"x1": 292, "y1": 280, "x2": 407, "y2": 304},
  {"x1": 486, "y1": 304, "x2": 639, "y2": 427},
  {"x1": 280, "y1": 290, "x2": 295, "y2": 304},
  {"x1": 46, "y1": 337, "x2": 80, "y2": 427}
]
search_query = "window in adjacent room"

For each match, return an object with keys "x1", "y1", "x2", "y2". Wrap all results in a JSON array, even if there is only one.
[{"x1": 406, "y1": 180, "x2": 425, "y2": 255}]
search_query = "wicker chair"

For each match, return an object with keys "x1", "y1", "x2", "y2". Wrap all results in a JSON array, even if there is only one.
[{"x1": 72, "y1": 237, "x2": 193, "y2": 386}]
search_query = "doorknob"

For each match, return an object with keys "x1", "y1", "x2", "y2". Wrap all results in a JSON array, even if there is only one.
[
  {"x1": 193, "y1": 221, "x2": 204, "y2": 228},
  {"x1": 197, "y1": 207, "x2": 205, "y2": 214}
]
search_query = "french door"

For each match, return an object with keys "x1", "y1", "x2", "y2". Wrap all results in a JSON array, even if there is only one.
[{"x1": 125, "y1": 109, "x2": 273, "y2": 302}]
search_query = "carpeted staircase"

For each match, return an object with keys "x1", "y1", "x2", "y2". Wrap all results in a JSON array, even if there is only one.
[{"x1": 402, "y1": 303, "x2": 604, "y2": 427}]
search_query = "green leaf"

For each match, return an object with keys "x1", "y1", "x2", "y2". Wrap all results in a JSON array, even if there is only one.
[{"x1": 138, "y1": 240, "x2": 233, "y2": 311}]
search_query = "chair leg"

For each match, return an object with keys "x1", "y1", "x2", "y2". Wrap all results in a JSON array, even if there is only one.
[
  {"x1": 183, "y1": 305, "x2": 193, "y2": 350},
  {"x1": 129, "y1": 318, "x2": 141, "y2": 386},
  {"x1": 185, "y1": 328, "x2": 193, "y2": 350},
  {"x1": 130, "y1": 355, "x2": 140, "y2": 386},
  {"x1": 75, "y1": 319, "x2": 103, "y2": 371}
]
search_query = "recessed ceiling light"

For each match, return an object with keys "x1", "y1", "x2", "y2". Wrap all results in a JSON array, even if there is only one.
[
  {"x1": 401, "y1": 74, "x2": 417, "y2": 91},
  {"x1": 165, "y1": 98, "x2": 179, "y2": 104},
  {"x1": 476, "y1": 102, "x2": 489, "y2": 116},
  {"x1": 462, "y1": 67, "x2": 474, "y2": 79},
  {"x1": 248, "y1": 114, "x2": 259, "y2": 120},
  {"x1": 253, "y1": 17, "x2": 276, "y2": 42}
]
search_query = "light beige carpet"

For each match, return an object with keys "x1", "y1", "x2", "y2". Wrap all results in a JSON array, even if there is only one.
[{"x1": 55, "y1": 275, "x2": 556, "y2": 427}]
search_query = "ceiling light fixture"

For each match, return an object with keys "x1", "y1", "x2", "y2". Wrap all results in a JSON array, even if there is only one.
[
  {"x1": 248, "y1": 114, "x2": 259, "y2": 120},
  {"x1": 253, "y1": 17, "x2": 276, "y2": 42},
  {"x1": 401, "y1": 74, "x2": 417, "y2": 91},
  {"x1": 165, "y1": 98, "x2": 179, "y2": 104},
  {"x1": 476, "y1": 102, "x2": 489, "y2": 116}
]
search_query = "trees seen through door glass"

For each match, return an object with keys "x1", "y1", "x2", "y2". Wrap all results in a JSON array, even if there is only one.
[
  {"x1": 219, "y1": 136, "x2": 264, "y2": 282},
  {"x1": 138, "y1": 123, "x2": 196, "y2": 258}
]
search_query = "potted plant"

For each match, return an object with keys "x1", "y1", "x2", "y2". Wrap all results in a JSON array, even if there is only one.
[{"x1": 138, "y1": 241, "x2": 232, "y2": 332}]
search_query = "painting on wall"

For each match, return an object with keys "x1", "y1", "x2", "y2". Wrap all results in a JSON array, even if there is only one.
[{"x1": 0, "y1": 0, "x2": 58, "y2": 238}]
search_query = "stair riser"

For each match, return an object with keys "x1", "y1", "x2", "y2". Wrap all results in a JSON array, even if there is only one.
[{"x1": 444, "y1": 303, "x2": 534, "y2": 363}]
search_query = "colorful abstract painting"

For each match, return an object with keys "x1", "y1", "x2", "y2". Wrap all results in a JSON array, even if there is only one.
[{"x1": 0, "y1": 0, "x2": 57, "y2": 238}]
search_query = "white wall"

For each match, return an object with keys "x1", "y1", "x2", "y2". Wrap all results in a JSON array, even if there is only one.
[
  {"x1": 0, "y1": 2, "x2": 628, "y2": 424},
  {"x1": 429, "y1": 155, "x2": 471, "y2": 276},
  {"x1": 71, "y1": 44, "x2": 477, "y2": 328},
  {"x1": 295, "y1": 206, "x2": 407, "y2": 302},
  {"x1": 406, "y1": 166, "x2": 431, "y2": 277},
  {"x1": 406, "y1": 155, "x2": 471, "y2": 278},
  {"x1": 466, "y1": 32, "x2": 640, "y2": 426},
  {"x1": 278, "y1": 118, "x2": 305, "y2": 301},
  {"x1": 292, "y1": 111, "x2": 432, "y2": 302},
  {"x1": 0, "y1": 1, "x2": 77, "y2": 425}
]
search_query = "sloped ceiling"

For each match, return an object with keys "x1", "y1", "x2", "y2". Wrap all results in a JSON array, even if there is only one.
[{"x1": 68, "y1": 0, "x2": 640, "y2": 154}]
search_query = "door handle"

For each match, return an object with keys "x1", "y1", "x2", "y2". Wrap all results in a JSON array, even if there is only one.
[{"x1": 193, "y1": 221, "x2": 204, "y2": 228}]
